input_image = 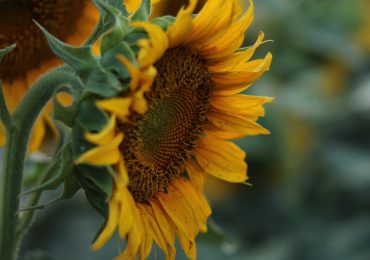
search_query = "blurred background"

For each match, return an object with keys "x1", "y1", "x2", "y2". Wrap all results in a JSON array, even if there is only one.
[{"x1": 19, "y1": 0, "x2": 370, "y2": 259}]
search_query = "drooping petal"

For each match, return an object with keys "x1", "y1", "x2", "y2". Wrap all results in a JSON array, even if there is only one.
[
  {"x1": 157, "y1": 193, "x2": 195, "y2": 240},
  {"x1": 195, "y1": 135, "x2": 248, "y2": 183},
  {"x1": 132, "y1": 22, "x2": 169, "y2": 68},
  {"x1": 211, "y1": 52, "x2": 272, "y2": 85},
  {"x1": 92, "y1": 200, "x2": 119, "y2": 250},
  {"x1": 199, "y1": 0, "x2": 255, "y2": 60},
  {"x1": 210, "y1": 94, "x2": 273, "y2": 117},
  {"x1": 184, "y1": 160, "x2": 206, "y2": 192},
  {"x1": 96, "y1": 98, "x2": 132, "y2": 120},
  {"x1": 76, "y1": 133, "x2": 124, "y2": 166},
  {"x1": 207, "y1": 109, "x2": 270, "y2": 137},
  {"x1": 207, "y1": 31, "x2": 265, "y2": 71},
  {"x1": 167, "y1": 0, "x2": 197, "y2": 47},
  {"x1": 84, "y1": 115, "x2": 117, "y2": 146}
]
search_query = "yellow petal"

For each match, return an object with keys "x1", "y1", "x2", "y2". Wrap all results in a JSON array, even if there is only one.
[
  {"x1": 120, "y1": 205, "x2": 143, "y2": 259},
  {"x1": 166, "y1": 0, "x2": 197, "y2": 47},
  {"x1": 84, "y1": 115, "x2": 117, "y2": 146},
  {"x1": 118, "y1": 188, "x2": 134, "y2": 238},
  {"x1": 150, "y1": 199, "x2": 176, "y2": 247},
  {"x1": 207, "y1": 31, "x2": 265, "y2": 72},
  {"x1": 208, "y1": 110, "x2": 270, "y2": 137},
  {"x1": 132, "y1": 88, "x2": 148, "y2": 114},
  {"x1": 211, "y1": 52, "x2": 272, "y2": 85},
  {"x1": 117, "y1": 157, "x2": 130, "y2": 186},
  {"x1": 186, "y1": 0, "x2": 226, "y2": 44},
  {"x1": 172, "y1": 179, "x2": 211, "y2": 233},
  {"x1": 199, "y1": 0, "x2": 254, "y2": 60},
  {"x1": 175, "y1": 226, "x2": 196, "y2": 260},
  {"x1": 132, "y1": 22, "x2": 169, "y2": 67},
  {"x1": 157, "y1": 193, "x2": 195, "y2": 239},
  {"x1": 203, "y1": 124, "x2": 245, "y2": 140},
  {"x1": 195, "y1": 135, "x2": 248, "y2": 183},
  {"x1": 184, "y1": 160, "x2": 206, "y2": 192},
  {"x1": 137, "y1": 205, "x2": 154, "y2": 260},
  {"x1": 76, "y1": 133, "x2": 124, "y2": 166},
  {"x1": 96, "y1": 97, "x2": 132, "y2": 120},
  {"x1": 92, "y1": 200, "x2": 119, "y2": 250},
  {"x1": 117, "y1": 55, "x2": 140, "y2": 90},
  {"x1": 210, "y1": 94, "x2": 273, "y2": 117},
  {"x1": 175, "y1": 178, "x2": 211, "y2": 219},
  {"x1": 142, "y1": 205, "x2": 169, "y2": 259},
  {"x1": 167, "y1": 183, "x2": 199, "y2": 233}
]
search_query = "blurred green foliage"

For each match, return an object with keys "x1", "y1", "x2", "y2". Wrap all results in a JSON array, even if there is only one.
[{"x1": 19, "y1": 0, "x2": 370, "y2": 259}]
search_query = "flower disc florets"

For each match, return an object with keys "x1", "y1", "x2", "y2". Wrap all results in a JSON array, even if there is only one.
[{"x1": 119, "y1": 47, "x2": 211, "y2": 203}]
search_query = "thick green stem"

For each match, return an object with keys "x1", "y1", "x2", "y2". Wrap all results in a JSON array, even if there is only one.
[{"x1": 0, "y1": 67, "x2": 82, "y2": 260}]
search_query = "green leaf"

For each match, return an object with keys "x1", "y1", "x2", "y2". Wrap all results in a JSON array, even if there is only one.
[
  {"x1": 21, "y1": 144, "x2": 75, "y2": 195},
  {"x1": 19, "y1": 144, "x2": 81, "y2": 212},
  {"x1": 0, "y1": 44, "x2": 16, "y2": 61},
  {"x1": 35, "y1": 22, "x2": 98, "y2": 79}
]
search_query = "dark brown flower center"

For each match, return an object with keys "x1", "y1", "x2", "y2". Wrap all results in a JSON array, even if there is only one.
[
  {"x1": 119, "y1": 47, "x2": 211, "y2": 203},
  {"x1": 0, "y1": 0, "x2": 88, "y2": 81}
]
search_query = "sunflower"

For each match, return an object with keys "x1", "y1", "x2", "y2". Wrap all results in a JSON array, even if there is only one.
[
  {"x1": 77, "y1": 0, "x2": 272, "y2": 259},
  {"x1": 0, "y1": 0, "x2": 99, "y2": 152}
]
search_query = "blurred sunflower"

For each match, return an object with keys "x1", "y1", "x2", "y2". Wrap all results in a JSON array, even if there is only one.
[
  {"x1": 77, "y1": 0, "x2": 272, "y2": 259},
  {"x1": 0, "y1": 0, "x2": 99, "y2": 152}
]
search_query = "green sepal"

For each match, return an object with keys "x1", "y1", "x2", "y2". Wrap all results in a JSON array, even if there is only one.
[
  {"x1": 76, "y1": 96, "x2": 108, "y2": 131},
  {"x1": 151, "y1": 16, "x2": 175, "y2": 31},
  {"x1": 94, "y1": 0, "x2": 130, "y2": 55},
  {"x1": 87, "y1": 0, "x2": 128, "y2": 45},
  {"x1": 53, "y1": 85, "x2": 82, "y2": 128},
  {"x1": 100, "y1": 42, "x2": 136, "y2": 82},
  {"x1": 84, "y1": 66, "x2": 123, "y2": 97},
  {"x1": 131, "y1": 0, "x2": 151, "y2": 21},
  {"x1": 71, "y1": 96, "x2": 108, "y2": 159},
  {"x1": 36, "y1": 22, "x2": 98, "y2": 80},
  {"x1": 71, "y1": 122, "x2": 95, "y2": 160},
  {"x1": 0, "y1": 44, "x2": 16, "y2": 61}
]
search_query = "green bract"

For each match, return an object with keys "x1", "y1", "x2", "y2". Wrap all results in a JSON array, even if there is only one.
[{"x1": 19, "y1": 0, "x2": 158, "y2": 231}]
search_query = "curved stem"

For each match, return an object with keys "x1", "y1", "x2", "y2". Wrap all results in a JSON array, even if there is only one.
[{"x1": 0, "y1": 67, "x2": 82, "y2": 260}]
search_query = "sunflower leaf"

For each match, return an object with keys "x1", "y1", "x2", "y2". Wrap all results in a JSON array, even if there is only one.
[
  {"x1": 21, "y1": 144, "x2": 75, "y2": 195},
  {"x1": 19, "y1": 173, "x2": 80, "y2": 212},
  {"x1": 35, "y1": 21, "x2": 98, "y2": 80}
]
